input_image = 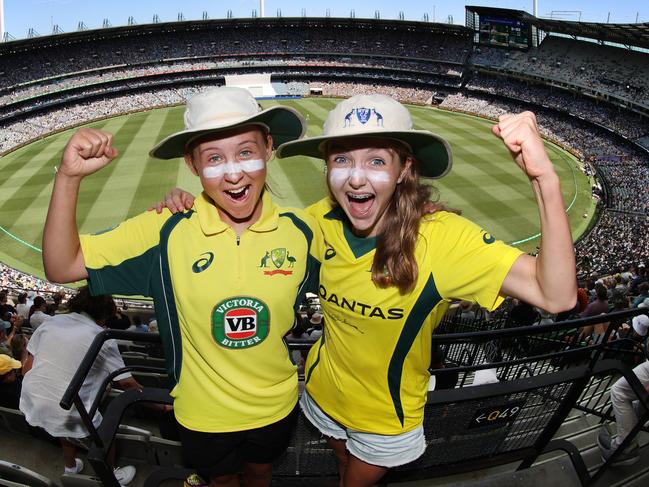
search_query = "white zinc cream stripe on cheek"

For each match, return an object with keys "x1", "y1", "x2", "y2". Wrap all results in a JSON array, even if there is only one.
[
  {"x1": 328, "y1": 167, "x2": 392, "y2": 185},
  {"x1": 202, "y1": 159, "x2": 265, "y2": 179}
]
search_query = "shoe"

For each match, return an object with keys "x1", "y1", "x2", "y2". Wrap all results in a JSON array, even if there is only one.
[
  {"x1": 113, "y1": 465, "x2": 136, "y2": 486},
  {"x1": 597, "y1": 427, "x2": 612, "y2": 450},
  {"x1": 598, "y1": 428, "x2": 640, "y2": 467},
  {"x1": 184, "y1": 472, "x2": 208, "y2": 486},
  {"x1": 64, "y1": 457, "x2": 84, "y2": 474}
]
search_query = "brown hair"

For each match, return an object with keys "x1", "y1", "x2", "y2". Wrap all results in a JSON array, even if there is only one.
[
  {"x1": 10, "y1": 334, "x2": 27, "y2": 362},
  {"x1": 67, "y1": 286, "x2": 116, "y2": 324},
  {"x1": 372, "y1": 152, "x2": 449, "y2": 293}
]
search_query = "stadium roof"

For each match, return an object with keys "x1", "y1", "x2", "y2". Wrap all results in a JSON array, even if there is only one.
[
  {"x1": 0, "y1": 17, "x2": 471, "y2": 54},
  {"x1": 467, "y1": 5, "x2": 649, "y2": 50}
]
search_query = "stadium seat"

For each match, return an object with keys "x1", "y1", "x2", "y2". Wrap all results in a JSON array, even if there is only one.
[{"x1": 0, "y1": 460, "x2": 56, "y2": 487}]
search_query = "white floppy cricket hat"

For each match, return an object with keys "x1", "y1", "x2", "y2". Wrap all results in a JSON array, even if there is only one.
[
  {"x1": 150, "y1": 86, "x2": 306, "y2": 159},
  {"x1": 276, "y1": 93, "x2": 452, "y2": 179},
  {"x1": 632, "y1": 314, "x2": 649, "y2": 336}
]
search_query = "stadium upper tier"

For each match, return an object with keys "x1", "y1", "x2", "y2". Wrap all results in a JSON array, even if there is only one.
[
  {"x1": 0, "y1": 17, "x2": 472, "y2": 90},
  {"x1": 0, "y1": 17, "x2": 647, "y2": 116},
  {"x1": 472, "y1": 36, "x2": 649, "y2": 110}
]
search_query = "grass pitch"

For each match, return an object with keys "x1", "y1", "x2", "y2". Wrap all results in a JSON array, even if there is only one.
[{"x1": 0, "y1": 98, "x2": 596, "y2": 279}]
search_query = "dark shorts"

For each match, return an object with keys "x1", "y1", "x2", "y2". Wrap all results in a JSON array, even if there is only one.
[{"x1": 178, "y1": 404, "x2": 298, "y2": 479}]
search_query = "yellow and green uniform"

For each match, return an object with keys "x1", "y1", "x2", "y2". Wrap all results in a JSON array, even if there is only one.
[
  {"x1": 80, "y1": 191, "x2": 319, "y2": 432},
  {"x1": 305, "y1": 198, "x2": 523, "y2": 434}
]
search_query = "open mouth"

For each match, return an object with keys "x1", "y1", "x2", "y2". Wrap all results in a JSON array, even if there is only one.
[
  {"x1": 347, "y1": 192, "x2": 375, "y2": 216},
  {"x1": 225, "y1": 185, "x2": 250, "y2": 201}
]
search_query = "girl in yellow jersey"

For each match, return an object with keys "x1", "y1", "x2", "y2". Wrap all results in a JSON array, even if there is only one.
[
  {"x1": 161, "y1": 94, "x2": 577, "y2": 487},
  {"x1": 43, "y1": 87, "x2": 321, "y2": 487}
]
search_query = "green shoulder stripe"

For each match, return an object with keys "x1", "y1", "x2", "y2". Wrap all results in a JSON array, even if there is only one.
[
  {"x1": 387, "y1": 274, "x2": 442, "y2": 426},
  {"x1": 150, "y1": 210, "x2": 195, "y2": 386}
]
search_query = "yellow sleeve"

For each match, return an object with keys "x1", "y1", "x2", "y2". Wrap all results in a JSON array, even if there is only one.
[
  {"x1": 79, "y1": 209, "x2": 170, "y2": 296},
  {"x1": 430, "y1": 212, "x2": 524, "y2": 311}
]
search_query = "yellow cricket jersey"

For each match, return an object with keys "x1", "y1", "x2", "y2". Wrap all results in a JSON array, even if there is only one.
[
  {"x1": 304, "y1": 197, "x2": 524, "y2": 435},
  {"x1": 79, "y1": 191, "x2": 320, "y2": 432}
]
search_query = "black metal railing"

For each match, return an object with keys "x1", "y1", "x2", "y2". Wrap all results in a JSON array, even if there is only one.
[{"x1": 59, "y1": 309, "x2": 649, "y2": 486}]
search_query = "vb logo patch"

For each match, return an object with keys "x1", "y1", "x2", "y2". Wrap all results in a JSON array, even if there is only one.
[
  {"x1": 258, "y1": 248, "x2": 296, "y2": 276},
  {"x1": 212, "y1": 297, "x2": 270, "y2": 349}
]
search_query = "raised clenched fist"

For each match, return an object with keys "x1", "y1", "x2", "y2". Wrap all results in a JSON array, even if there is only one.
[
  {"x1": 59, "y1": 128, "x2": 119, "y2": 179},
  {"x1": 492, "y1": 111, "x2": 555, "y2": 181}
]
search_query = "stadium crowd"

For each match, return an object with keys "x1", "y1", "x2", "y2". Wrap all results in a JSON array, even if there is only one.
[
  {"x1": 472, "y1": 38, "x2": 649, "y2": 107},
  {"x1": 0, "y1": 23, "x2": 470, "y2": 90},
  {"x1": 0, "y1": 56, "x2": 461, "y2": 108}
]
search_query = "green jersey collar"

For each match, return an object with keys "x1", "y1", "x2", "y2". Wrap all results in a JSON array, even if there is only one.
[
  {"x1": 324, "y1": 205, "x2": 377, "y2": 258},
  {"x1": 196, "y1": 191, "x2": 279, "y2": 236}
]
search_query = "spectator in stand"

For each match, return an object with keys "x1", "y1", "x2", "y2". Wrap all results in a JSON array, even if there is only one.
[
  {"x1": 28, "y1": 296, "x2": 51, "y2": 330},
  {"x1": 0, "y1": 354, "x2": 23, "y2": 409},
  {"x1": 26, "y1": 291, "x2": 36, "y2": 308},
  {"x1": 15, "y1": 293, "x2": 30, "y2": 319},
  {"x1": 287, "y1": 322, "x2": 310, "y2": 374},
  {"x1": 127, "y1": 315, "x2": 148, "y2": 333},
  {"x1": 0, "y1": 319, "x2": 13, "y2": 356},
  {"x1": 10, "y1": 333, "x2": 29, "y2": 372},
  {"x1": 458, "y1": 301, "x2": 476, "y2": 321},
  {"x1": 508, "y1": 299, "x2": 540, "y2": 327},
  {"x1": 106, "y1": 309, "x2": 131, "y2": 330},
  {"x1": 307, "y1": 313, "x2": 323, "y2": 339},
  {"x1": 48, "y1": 291, "x2": 65, "y2": 315},
  {"x1": 629, "y1": 265, "x2": 648, "y2": 296},
  {"x1": 0, "y1": 315, "x2": 23, "y2": 357},
  {"x1": 0, "y1": 290, "x2": 16, "y2": 317},
  {"x1": 576, "y1": 282, "x2": 589, "y2": 313},
  {"x1": 19, "y1": 287, "x2": 139, "y2": 484},
  {"x1": 581, "y1": 284, "x2": 609, "y2": 317},
  {"x1": 598, "y1": 314, "x2": 649, "y2": 466},
  {"x1": 631, "y1": 283, "x2": 649, "y2": 308}
]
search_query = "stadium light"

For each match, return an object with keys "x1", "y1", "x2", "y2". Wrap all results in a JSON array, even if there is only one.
[
  {"x1": 0, "y1": 0, "x2": 4, "y2": 43},
  {"x1": 260, "y1": 0, "x2": 265, "y2": 18}
]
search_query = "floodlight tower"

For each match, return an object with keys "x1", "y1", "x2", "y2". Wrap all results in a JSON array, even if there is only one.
[
  {"x1": 0, "y1": 0, "x2": 4, "y2": 42},
  {"x1": 260, "y1": 0, "x2": 265, "y2": 17},
  {"x1": 534, "y1": 0, "x2": 538, "y2": 17}
]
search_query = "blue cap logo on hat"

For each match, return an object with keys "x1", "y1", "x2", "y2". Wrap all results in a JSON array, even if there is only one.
[{"x1": 344, "y1": 108, "x2": 384, "y2": 127}]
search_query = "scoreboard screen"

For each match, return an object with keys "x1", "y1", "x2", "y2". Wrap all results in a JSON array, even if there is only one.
[{"x1": 479, "y1": 16, "x2": 530, "y2": 49}]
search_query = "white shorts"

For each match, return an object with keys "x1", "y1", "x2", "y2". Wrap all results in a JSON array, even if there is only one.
[{"x1": 300, "y1": 390, "x2": 426, "y2": 468}]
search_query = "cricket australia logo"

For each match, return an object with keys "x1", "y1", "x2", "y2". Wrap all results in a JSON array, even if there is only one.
[
  {"x1": 212, "y1": 297, "x2": 270, "y2": 349},
  {"x1": 343, "y1": 107, "x2": 384, "y2": 127},
  {"x1": 258, "y1": 248, "x2": 296, "y2": 276}
]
